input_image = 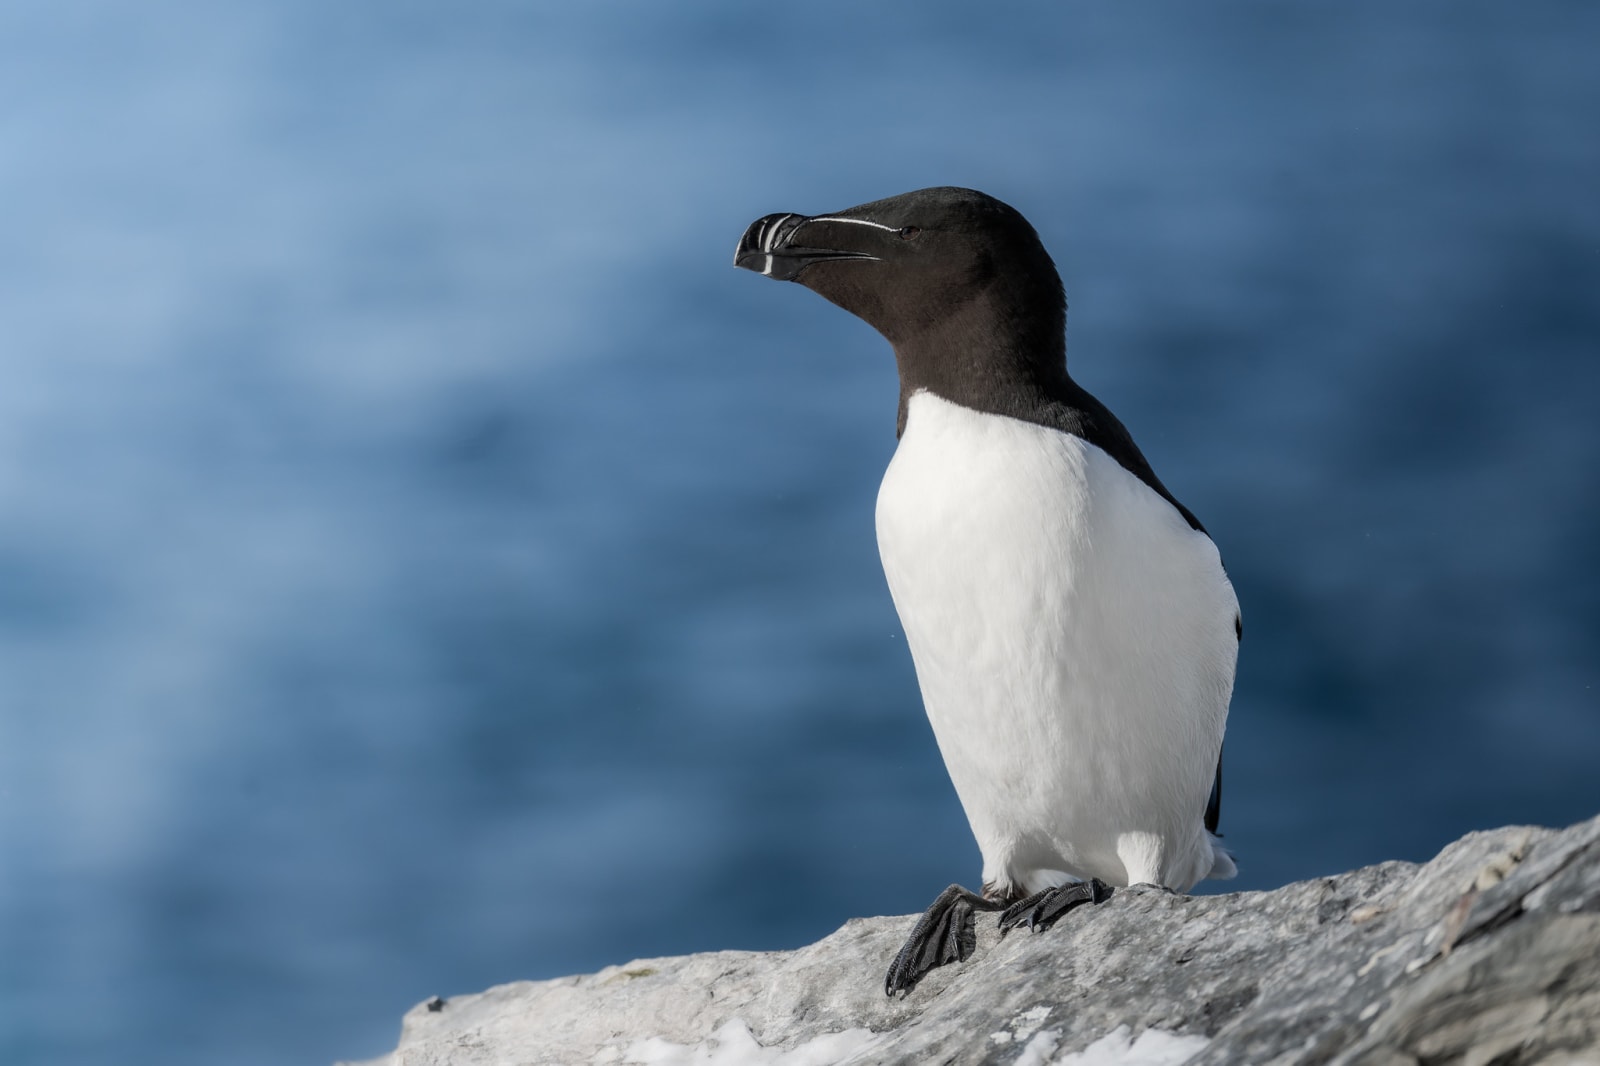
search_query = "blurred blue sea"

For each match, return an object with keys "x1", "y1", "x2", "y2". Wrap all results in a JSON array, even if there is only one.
[{"x1": 2, "y1": 2, "x2": 1597, "y2": 1063}]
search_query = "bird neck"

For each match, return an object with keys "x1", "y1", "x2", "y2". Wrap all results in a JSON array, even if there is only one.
[{"x1": 890, "y1": 286, "x2": 1068, "y2": 438}]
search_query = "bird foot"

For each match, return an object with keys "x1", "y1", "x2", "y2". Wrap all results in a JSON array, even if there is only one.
[
  {"x1": 997, "y1": 878, "x2": 1112, "y2": 936},
  {"x1": 883, "y1": 884, "x2": 1003, "y2": 996}
]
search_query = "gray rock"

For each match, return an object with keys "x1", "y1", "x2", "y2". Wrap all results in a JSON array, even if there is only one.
[{"x1": 346, "y1": 815, "x2": 1600, "y2": 1065}]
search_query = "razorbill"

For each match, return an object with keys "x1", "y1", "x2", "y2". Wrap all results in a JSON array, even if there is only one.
[{"x1": 733, "y1": 187, "x2": 1239, "y2": 995}]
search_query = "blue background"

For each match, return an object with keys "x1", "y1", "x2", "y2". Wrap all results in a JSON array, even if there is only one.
[{"x1": 2, "y1": 3, "x2": 1597, "y2": 1063}]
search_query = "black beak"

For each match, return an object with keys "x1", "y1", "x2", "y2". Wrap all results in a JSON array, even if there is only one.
[{"x1": 734, "y1": 213, "x2": 880, "y2": 281}]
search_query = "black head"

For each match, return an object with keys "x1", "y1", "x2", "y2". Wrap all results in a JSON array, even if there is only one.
[{"x1": 735, "y1": 187, "x2": 1069, "y2": 432}]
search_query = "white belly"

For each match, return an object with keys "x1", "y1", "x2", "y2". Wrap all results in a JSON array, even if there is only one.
[{"x1": 875, "y1": 391, "x2": 1238, "y2": 893}]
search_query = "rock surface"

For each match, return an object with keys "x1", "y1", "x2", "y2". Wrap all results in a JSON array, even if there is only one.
[{"x1": 347, "y1": 815, "x2": 1600, "y2": 1065}]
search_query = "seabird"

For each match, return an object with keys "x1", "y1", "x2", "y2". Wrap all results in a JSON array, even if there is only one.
[{"x1": 734, "y1": 187, "x2": 1239, "y2": 995}]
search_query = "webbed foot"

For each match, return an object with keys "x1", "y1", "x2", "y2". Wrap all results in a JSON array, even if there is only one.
[
  {"x1": 997, "y1": 878, "x2": 1112, "y2": 935},
  {"x1": 884, "y1": 884, "x2": 1003, "y2": 996}
]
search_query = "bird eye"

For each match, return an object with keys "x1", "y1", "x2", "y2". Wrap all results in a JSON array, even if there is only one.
[{"x1": 898, "y1": 226, "x2": 921, "y2": 240}]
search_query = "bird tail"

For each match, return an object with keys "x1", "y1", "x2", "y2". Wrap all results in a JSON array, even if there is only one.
[{"x1": 1205, "y1": 834, "x2": 1237, "y2": 881}]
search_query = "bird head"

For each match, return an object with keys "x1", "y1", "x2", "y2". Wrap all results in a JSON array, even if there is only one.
[{"x1": 734, "y1": 186, "x2": 1063, "y2": 351}]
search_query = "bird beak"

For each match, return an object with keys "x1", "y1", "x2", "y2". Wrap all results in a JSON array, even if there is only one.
[{"x1": 734, "y1": 212, "x2": 880, "y2": 281}]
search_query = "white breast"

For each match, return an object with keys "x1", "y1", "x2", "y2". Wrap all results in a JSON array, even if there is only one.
[{"x1": 876, "y1": 391, "x2": 1238, "y2": 893}]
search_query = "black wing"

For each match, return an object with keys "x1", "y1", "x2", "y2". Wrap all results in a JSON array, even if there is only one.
[{"x1": 1204, "y1": 747, "x2": 1223, "y2": 835}]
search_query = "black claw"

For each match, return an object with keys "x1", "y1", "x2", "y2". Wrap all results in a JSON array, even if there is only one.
[
  {"x1": 997, "y1": 879, "x2": 1112, "y2": 937},
  {"x1": 884, "y1": 884, "x2": 1003, "y2": 996}
]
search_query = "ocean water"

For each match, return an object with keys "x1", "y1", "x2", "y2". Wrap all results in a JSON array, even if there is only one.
[{"x1": 1, "y1": 2, "x2": 1596, "y2": 1063}]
